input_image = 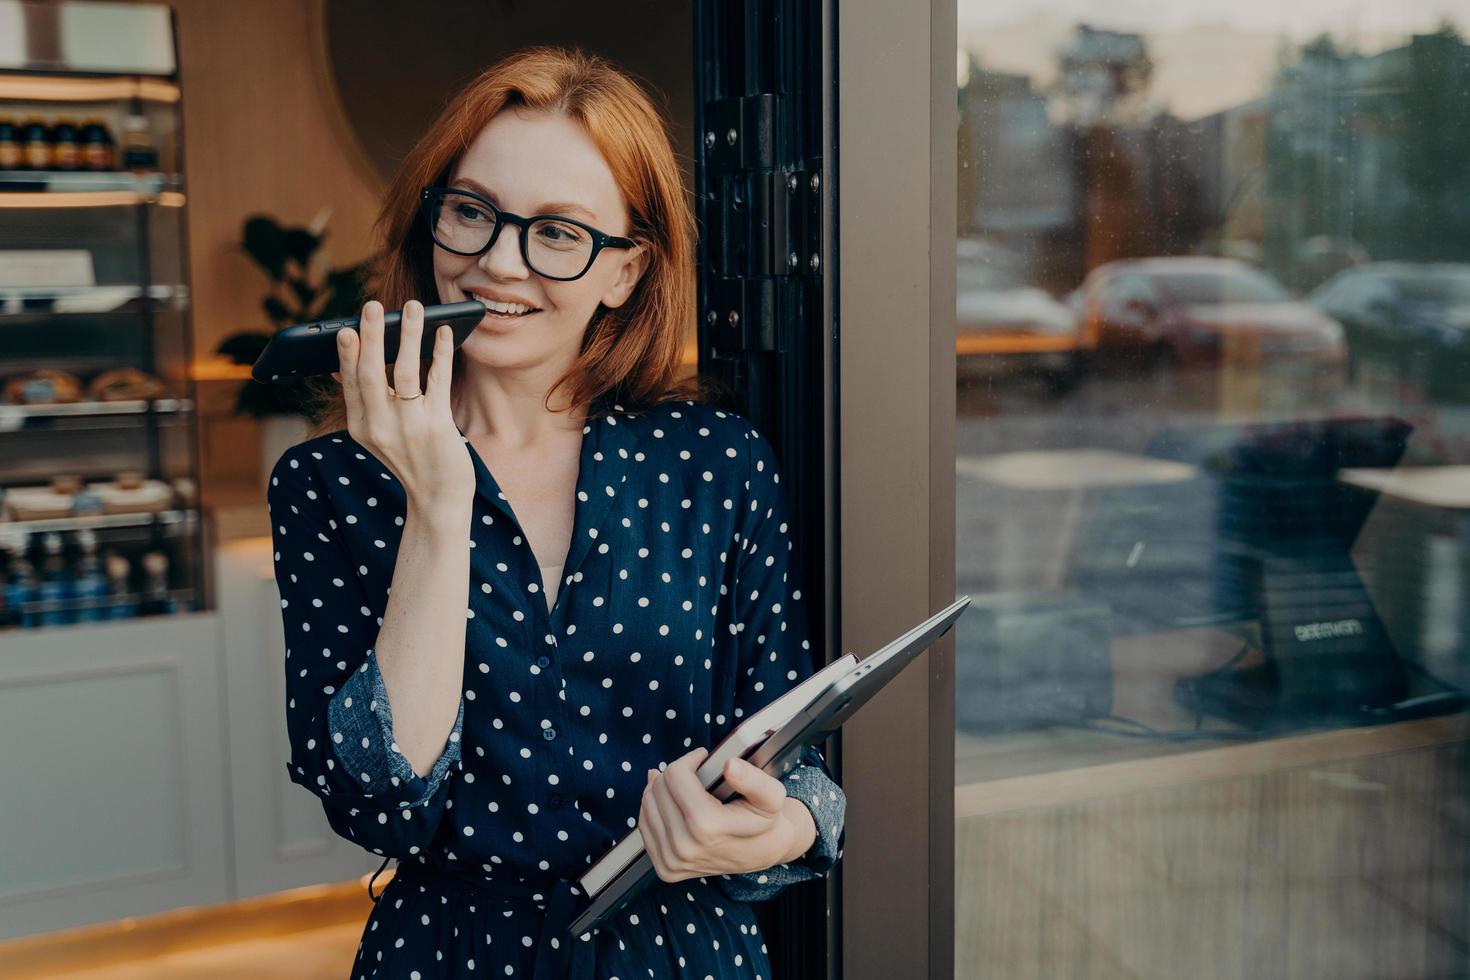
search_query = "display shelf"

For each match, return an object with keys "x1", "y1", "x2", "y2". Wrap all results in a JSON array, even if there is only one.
[
  {"x1": 0, "y1": 75, "x2": 179, "y2": 104},
  {"x1": 2, "y1": 586, "x2": 198, "y2": 625},
  {"x1": 0, "y1": 508, "x2": 198, "y2": 536},
  {"x1": 0, "y1": 2, "x2": 206, "y2": 623},
  {"x1": 0, "y1": 187, "x2": 185, "y2": 209},
  {"x1": 0, "y1": 170, "x2": 182, "y2": 195},
  {"x1": 0, "y1": 397, "x2": 192, "y2": 422},
  {"x1": 0, "y1": 283, "x2": 187, "y2": 316}
]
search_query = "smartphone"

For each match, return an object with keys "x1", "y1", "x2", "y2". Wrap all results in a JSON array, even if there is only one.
[{"x1": 250, "y1": 300, "x2": 488, "y2": 384}]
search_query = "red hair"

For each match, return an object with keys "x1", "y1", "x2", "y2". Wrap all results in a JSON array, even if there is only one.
[{"x1": 309, "y1": 46, "x2": 715, "y2": 434}]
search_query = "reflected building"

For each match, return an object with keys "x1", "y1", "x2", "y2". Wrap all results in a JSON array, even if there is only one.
[{"x1": 1259, "y1": 28, "x2": 1470, "y2": 289}]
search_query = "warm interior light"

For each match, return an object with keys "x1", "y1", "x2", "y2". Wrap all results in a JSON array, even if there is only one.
[
  {"x1": 0, "y1": 190, "x2": 185, "y2": 209},
  {"x1": 190, "y1": 358, "x2": 255, "y2": 382},
  {"x1": 0, "y1": 74, "x2": 180, "y2": 102}
]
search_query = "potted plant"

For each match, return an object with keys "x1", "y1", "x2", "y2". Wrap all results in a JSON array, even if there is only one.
[{"x1": 214, "y1": 212, "x2": 368, "y2": 483}]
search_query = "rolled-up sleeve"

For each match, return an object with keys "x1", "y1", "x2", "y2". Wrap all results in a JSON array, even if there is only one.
[
  {"x1": 716, "y1": 421, "x2": 847, "y2": 902},
  {"x1": 268, "y1": 448, "x2": 464, "y2": 858},
  {"x1": 717, "y1": 743, "x2": 846, "y2": 902}
]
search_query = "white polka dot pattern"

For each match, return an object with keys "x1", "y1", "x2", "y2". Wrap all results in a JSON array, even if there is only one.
[{"x1": 266, "y1": 396, "x2": 845, "y2": 976}]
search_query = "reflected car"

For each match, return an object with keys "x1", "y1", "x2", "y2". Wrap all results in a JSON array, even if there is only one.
[
  {"x1": 1308, "y1": 262, "x2": 1470, "y2": 401},
  {"x1": 955, "y1": 237, "x2": 1084, "y2": 389},
  {"x1": 1075, "y1": 257, "x2": 1346, "y2": 370}
]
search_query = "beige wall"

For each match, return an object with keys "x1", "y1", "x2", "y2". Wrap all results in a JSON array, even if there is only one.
[{"x1": 169, "y1": 0, "x2": 380, "y2": 494}]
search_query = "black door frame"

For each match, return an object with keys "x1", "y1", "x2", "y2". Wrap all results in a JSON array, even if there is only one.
[
  {"x1": 693, "y1": 0, "x2": 958, "y2": 977},
  {"x1": 692, "y1": 1, "x2": 837, "y2": 977}
]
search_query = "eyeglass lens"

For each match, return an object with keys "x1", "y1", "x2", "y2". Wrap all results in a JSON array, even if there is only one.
[{"x1": 429, "y1": 190, "x2": 594, "y2": 278}]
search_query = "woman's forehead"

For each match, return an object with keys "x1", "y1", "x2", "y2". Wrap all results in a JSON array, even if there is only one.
[{"x1": 452, "y1": 109, "x2": 625, "y2": 225}]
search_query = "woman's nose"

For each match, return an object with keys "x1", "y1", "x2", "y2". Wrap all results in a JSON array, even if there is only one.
[{"x1": 479, "y1": 223, "x2": 531, "y2": 280}]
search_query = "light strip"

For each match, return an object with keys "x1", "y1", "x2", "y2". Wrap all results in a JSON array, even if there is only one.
[
  {"x1": 0, "y1": 190, "x2": 186, "y2": 209},
  {"x1": 0, "y1": 74, "x2": 180, "y2": 102}
]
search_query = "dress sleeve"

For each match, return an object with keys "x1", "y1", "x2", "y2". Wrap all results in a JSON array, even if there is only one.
[
  {"x1": 267, "y1": 448, "x2": 464, "y2": 859},
  {"x1": 715, "y1": 422, "x2": 847, "y2": 903}
]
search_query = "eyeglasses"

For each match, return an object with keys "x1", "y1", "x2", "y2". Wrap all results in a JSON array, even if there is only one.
[{"x1": 420, "y1": 186, "x2": 637, "y2": 282}]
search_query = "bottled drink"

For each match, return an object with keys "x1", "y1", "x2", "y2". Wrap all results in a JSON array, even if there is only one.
[
  {"x1": 120, "y1": 112, "x2": 157, "y2": 174},
  {"x1": 139, "y1": 550, "x2": 176, "y2": 616},
  {"x1": 50, "y1": 117, "x2": 80, "y2": 170},
  {"x1": 20, "y1": 116, "x2": 51, "y2": 171},
  {"x1": 37, "y1": 532, "x2": 73, "y2": 626},
  {"x1": 72, "y1": 529, "x2": 109, "y2": 623},
  {"x1": 105, "y1": 551, "x2": 136, "y2": 620},
  {"x1": 79, "y1": 118, "x2": 116, "y2": 171},
  {"x1": 0, "y1": 535, "x2": 17, "y2": 628},
  {"x1": 0, "y1": 117, "x2": 22, "y2": 170},
  {"x1": 7, "y1": 557, "x2": 39, "y2": 629}
]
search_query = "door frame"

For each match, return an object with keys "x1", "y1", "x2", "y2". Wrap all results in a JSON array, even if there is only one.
[{"x1": 835, "y1": 0, "x2": 957, "y2": 977}]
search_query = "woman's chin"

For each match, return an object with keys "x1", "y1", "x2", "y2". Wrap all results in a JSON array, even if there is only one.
[{"x1": 458, "y1": 332, "x2": 535, "y2": 369}]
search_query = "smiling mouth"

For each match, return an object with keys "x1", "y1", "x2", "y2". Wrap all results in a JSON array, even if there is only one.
[{"x1": 463, "y1": 292, "x2": 543, "y2": 322}]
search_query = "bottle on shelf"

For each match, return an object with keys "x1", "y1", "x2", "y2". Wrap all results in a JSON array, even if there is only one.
[
  {"x1": 79, "y1": 117, "x2": 116, "y2": 171},
  {"x1": 72, "y1": 528, "x2": 109, "y2": 623},
  {"x1": 5, "y1": 554, "x2": 39, "y2": 629},
  {"x1": 0, "y1": 116, "x2": 21, "y2": 170},
  {"x1": 50, "y1": 117, "x2": 80, "y2": 171},
  {"x1": 20, "y1": 116, "x2": 52, "y2": 171},
  {"x1": 104, "y1": 551, "x2": 136, "y2": 621},
  {"x1": 139, "y1": 550, "x2": 176, "y2": 616},
  {"x1": 36, "y1": 531, "x2": 74, "y2": 627},
  {"x1": 0, "y1": 532, "x2": 20, "y2": 629},
  {"x1": 119, "y1": 111, "x2": 157, "y2": 175}
]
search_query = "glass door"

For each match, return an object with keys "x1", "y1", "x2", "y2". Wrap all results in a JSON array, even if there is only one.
[{"x1": 952, "y1": 2, "x2": 1470, "y2": 977}]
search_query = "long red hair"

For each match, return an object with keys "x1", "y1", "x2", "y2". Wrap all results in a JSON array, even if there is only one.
[{"x1": 309, "y1": 46, "x2": 715, "y2": 434}]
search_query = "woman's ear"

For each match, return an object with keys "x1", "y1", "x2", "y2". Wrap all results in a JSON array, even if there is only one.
[{"x1": 599, "y1": 244, "x2": 650, "y2": 310}]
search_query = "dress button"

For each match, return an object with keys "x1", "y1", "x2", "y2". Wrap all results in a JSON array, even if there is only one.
[
  {"x1": 536, "y1": 655, "x2": 551, "y2": 668},
  {"x1": 549, "y1": 794, "x2": 564, "y2": 809},
  {"x1": 542, "y1": 728, "x2": 557, "y2": 741}
]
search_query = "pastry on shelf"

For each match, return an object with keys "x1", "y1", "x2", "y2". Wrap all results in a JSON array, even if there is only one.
[
  {"x1": 87, "y1": 366, "x2": 169, "y2": 402},
  {"x1": 2, "y1": 369, "x2": 85, "y2": 405},
  {"x1": 89, "y1": 471, "x2": 173, "y2": 514},
  {"x1": 5, "y1": 483, "x2": 76, "y2": 521}
]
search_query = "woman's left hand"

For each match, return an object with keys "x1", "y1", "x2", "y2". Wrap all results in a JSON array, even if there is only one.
[{"x1": 639, "y1": 746, "x2": 804, "y2": 883}]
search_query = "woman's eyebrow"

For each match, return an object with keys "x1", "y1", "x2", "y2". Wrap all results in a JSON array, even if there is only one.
[{"x1": 450, "y1": 178, "x2": 599, "y2": 222}]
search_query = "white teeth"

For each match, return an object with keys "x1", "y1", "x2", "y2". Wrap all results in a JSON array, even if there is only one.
[{"x1": 480, "y1": 298, "x2": 536, "y2": 315}]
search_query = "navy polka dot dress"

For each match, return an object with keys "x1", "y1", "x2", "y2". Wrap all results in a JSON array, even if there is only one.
[{"x1": 267, "y1": 395, "x2": 846, "y2": 979}]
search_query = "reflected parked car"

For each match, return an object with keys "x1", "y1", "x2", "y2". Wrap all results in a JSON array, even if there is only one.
[
  {"x1": 1308, "y1": 262, "x2": 1470, "y2": 401},
  {"x1": 1075, "y1": 257, "x2": 1346, "y2": 370},
  {"x1": 956, "y1": 238, "x2": 1084, "y2": 390}
]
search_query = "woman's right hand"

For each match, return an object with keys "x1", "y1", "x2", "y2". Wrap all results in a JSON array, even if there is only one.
[{"x1": 334, "y1": 299, "x2": 475, "y2": 518}]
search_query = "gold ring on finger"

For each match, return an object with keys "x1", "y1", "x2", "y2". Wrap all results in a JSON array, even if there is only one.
[{"x1": 394, "y1": 390, "x2": 424, "y2": 400}]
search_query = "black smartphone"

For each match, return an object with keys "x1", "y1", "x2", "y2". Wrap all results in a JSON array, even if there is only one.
[{"x1": 250, "y1": 300, "x2": 488, "y2": 384}]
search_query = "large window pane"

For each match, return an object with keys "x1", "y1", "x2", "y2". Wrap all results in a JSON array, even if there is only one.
[{"x1": 954, "y1": 5, "x2": 1470, "y2": 976}]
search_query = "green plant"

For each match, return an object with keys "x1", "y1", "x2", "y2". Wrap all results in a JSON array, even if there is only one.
[{"x1": 215, "y1": 213, "x2": 369, "y2": 418}]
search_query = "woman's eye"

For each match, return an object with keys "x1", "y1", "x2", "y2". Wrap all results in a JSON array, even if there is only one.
[
  {"x1": 456, "y1": 205, "x2": 490, "y2": 222},
  {"x1": 538, "y1": 221, "x2": 585, "y2": 244}
]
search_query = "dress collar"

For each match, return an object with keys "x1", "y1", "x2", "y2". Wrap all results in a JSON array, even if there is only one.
[{"x1": 456, "y1": 391, "x2": 645, "y2": 588}]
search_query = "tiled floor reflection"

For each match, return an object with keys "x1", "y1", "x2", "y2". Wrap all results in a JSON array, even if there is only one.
[{"x1": 956, "y1": 722, "x2": 1470, "y2": 979}]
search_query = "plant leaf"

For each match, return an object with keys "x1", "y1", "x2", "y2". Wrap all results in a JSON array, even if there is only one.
[
  {"x1": 287, "y1": 276, "x2": 317, "y2": 309},
  {"x1": 263, "y1": 295, "x2": 293, "y2": 326},
  {"x1": 241, "y1": 216, "x2": 287, "y2": 280},
  {"x1": 318, "y1": 262, "x2": 370, "y2": 320},
  {"x1": 281, "y1": 228, "x2": 321, "y2": 270}
]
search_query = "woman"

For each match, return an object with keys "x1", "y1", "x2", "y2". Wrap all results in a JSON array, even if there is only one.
[{"x1": 267, "y1": 46, "x2": 845, "y2": 979}]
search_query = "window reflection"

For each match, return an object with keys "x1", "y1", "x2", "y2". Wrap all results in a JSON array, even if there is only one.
[{"x1": 954, "y1": 8, "x2": 1470, "y2": 977}]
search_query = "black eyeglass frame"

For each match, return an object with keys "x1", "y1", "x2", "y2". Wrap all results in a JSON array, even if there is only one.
[{"x1": 419, "y1": 185, "x2": 638, "y2": 282}]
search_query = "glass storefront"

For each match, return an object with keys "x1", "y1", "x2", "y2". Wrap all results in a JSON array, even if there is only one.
[{"x1": 953, "y1": 2, "x2": 1470, "y2": 975}]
